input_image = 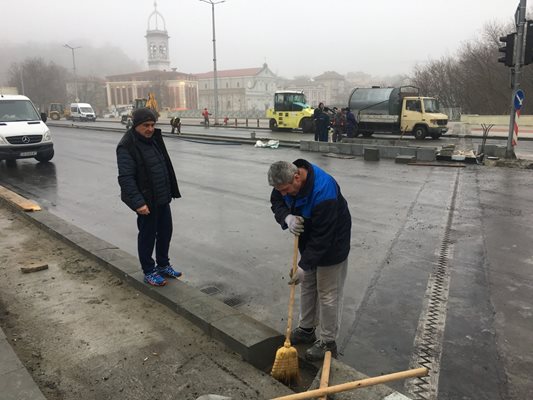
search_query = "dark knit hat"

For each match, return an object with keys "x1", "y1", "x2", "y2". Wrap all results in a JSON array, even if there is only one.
[{"x1": 132, "y1": 108, "x2": 157, "y2": 128}]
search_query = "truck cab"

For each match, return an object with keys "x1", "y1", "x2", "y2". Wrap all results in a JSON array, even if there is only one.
[{"x1": 401, "y1": 97, "x2": 449, "y2": 139}]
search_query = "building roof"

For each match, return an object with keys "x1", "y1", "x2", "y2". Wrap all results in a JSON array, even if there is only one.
[
  {"x1": 314, "y1": 71, "x2": 345, "y2": 80},
  {"x1": 194, "y1": 67, "x2": 263, "y2": 79},
  {"x1": 106, "y1": 70, "x2": 196, "y2": 82}
]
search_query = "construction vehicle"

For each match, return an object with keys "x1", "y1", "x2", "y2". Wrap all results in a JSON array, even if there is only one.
[
  {"x1": 266, "y1": 90, "x2": 315, "y2": 133},
  {"x1": 121, "y1": 92, "x2": 160, "y2": 127},
  {"x1": 48, "y1": 103, "x2": 70, "y2": 120},
  {"x1": 348, "y1": 86, "x2": 449, "y2": 140}
]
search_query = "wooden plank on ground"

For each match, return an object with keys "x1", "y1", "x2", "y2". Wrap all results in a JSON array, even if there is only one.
[{"x1": 0, "y1": 185, "x2": 41, "y2": 211}]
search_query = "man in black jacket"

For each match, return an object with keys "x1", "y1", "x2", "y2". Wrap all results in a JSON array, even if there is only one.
[
  {"x1": 268, "y1": 159, "x2": 351, "y2": 361},
  {"x1": 116, "y1": 108, "x2": 182, "y2": 286}
]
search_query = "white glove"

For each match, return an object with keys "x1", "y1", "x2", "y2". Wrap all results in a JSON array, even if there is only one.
[
  {"x1": 289, "y1": 266, "x2": 305, "y2": 285},
  {"x1": 285, "y1": 214, "x2": 304, "y2": 235}
]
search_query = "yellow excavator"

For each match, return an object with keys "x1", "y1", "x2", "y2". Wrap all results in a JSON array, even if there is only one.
[{"x1": 121, "y1": 92, "x2": 160, "y2": 128}]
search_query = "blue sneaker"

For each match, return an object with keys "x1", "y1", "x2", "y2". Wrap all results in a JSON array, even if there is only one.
[
  {"x1": 157, "y1": 265, "x2": 182, "y2": 279},
  {"x1": 144, "y1": 271, "x2": 167, "y2": 286}
]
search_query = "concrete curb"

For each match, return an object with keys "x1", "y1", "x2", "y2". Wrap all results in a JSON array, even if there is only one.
[
  {"x1": 0, "y1": 189, "x2": 414, "y2": 400},
  {"x1": 300, "y1": 140, "x2": 437, "y2": 161}
]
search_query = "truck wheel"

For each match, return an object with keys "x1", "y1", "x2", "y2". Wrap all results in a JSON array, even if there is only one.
[
  {"x1": 269, "y1": 119, "x2": 278, "y2": 131},
  {"x1": 35, "y1": 150, "x2": 54, "y2": 163},
  {"x1": 300, "y1": 118, "x2": 314, "y2": 133},
  {"x1": 50, "y1": 113, "x2": 60, "y2": 120},
  {"x1": 413, "y1": 126, "x2": 427, "y2": 140}
]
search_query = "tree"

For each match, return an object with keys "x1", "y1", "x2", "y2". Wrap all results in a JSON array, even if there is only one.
[
  {"x1": 7, "y1": 58, "x2": 68, "y2": 111},
  {"x1": 410, "y1": 18, "x2": 533, "y2": 115}
]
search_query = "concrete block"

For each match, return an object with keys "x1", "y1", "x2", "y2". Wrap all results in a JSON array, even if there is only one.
[
  {"x1": 299, "y1": 140, "x2": 311, "y2": 151},
  {"x1": 493, "y1": 146, "x2": 507, "y2": 158},
  {"x1": 364, "y1": 147, "x2": 380, "y2": 161},
  {"x1": 0, "y1": 339, "x2": 24, "y2": 375},
  {"x1": 0, "y1": 367, "x2": 47, "y2": 400},
  {"x1": 211, "y1": 314, "x2": 284, "y2": 371},
  {"x1": 328, "y1": 143, "x2": 342, "y2": 153},
  {"x1": 179, "y1": 293, "x2": 241, "y2": 334},
  {"x1": 479, "y1": 144, "x2": 497, "y2": 156},
  {"x1": 398, "y1": 147, "x2": 417, "y2": 157},
  {"x1": 318, "y1": 142, "x2": 330, "y2": 152},
  {"x1": 379, "y1": 146, "x2": 400, "y2": 159},
  {"x1": 350, "y1": 144, "x2": 364, "y2": 156},
  {"x1": 339, "y1": 143, "x2": 352, "y2": 155},
  {"x1": 416, "y1": 147, "x2": 437, "y2": 161},
  {"x1": 309, "y1": 141, "x2": 319, "y2": 152},
  {"x1": 395, "y1": 155, "x2": 415, "y2": 164}
]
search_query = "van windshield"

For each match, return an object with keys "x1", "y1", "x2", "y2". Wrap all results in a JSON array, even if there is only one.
[
  {"x1": 0, "y1": 100, "x2": 41, "y2": 122},
  {"x1": 80, "y1": 107, "x2": 93, "y2": 113}
]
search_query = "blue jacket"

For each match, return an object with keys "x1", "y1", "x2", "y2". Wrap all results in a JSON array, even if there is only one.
[{"x1": 270, "y1": 159, "x2": 351, "y2": 270}]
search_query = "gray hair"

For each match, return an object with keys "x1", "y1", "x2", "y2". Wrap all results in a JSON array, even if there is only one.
[{"x1": 268, "y1": 161, "x2": 297, "y2": 186}]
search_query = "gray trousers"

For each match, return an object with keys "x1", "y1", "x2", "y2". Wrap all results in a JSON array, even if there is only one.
[{"x1": 299, "y1": 258, "x2": 348, "y2": 342}]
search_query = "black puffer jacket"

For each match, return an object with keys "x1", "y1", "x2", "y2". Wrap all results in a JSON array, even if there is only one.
[{"x1": 116, "y1": 128, "x2": 180, "y2": 211}]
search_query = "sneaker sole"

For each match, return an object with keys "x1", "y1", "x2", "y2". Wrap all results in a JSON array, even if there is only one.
[
  {"x1": 144, "y1": 279, "x2": 167, "y2": 286},
  {"x1": 162, "y1": 273, "x2": 182, "y2": 279}
]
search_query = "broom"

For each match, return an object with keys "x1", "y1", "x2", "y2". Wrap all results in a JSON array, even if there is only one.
[{"x1": 271, "y1": 235, "x2": 300, "y2": 383}]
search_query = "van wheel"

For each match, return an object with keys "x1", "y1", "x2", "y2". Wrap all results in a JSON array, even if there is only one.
[
  {"x1": 35, "y1": 150, "x2": 54, "y2": 163},
  {"x1": 362, "y1": 131, "x2": 373, "y2": 137},
  {"x1": 269, "y1": 119, "x2": 278, "y2": 131},
  {"x1": 413, "y1": 126, "x2": 427, "y2": 140}
]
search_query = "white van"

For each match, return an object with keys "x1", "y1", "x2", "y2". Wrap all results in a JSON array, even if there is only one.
[
  {"x1": 0, "y1": 95, "x2": 54, "y2": 162},
  {"x1": 69, "y1": 102, "x2": 96, "y2": 121}
]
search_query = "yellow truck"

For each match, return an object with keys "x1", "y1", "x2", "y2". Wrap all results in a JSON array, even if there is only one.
[
  {"x1": 266, "y1": 90, "x2": 315, "y2": 133},
  {"x1": 348, "y1": 86, "x2": 448, "y2": 140}
]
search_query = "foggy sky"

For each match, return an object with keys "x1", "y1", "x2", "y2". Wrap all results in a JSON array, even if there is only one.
[{"x1": 2, "y1": 0, "x2": 516, "y2": 78}]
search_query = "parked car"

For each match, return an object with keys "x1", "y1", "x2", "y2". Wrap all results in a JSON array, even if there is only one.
[{"x1": 0, "y1": 94, "x2": 54, "y2": 162}]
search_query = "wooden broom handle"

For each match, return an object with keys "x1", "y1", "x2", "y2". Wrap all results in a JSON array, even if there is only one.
[
  {"x1": 318, "y1": 351, "x2": 332, "y2": 400},
  {"x1": 270, "y1": 367, "x2": 428, "y2": 400},
  {"x1": 284, "y1": 235, "x2": 299, "y2": 345}
]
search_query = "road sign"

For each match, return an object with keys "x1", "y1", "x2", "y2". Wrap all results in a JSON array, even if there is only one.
[{"x1": 514, "y1": 89, "x2": 525, "y2": 110}]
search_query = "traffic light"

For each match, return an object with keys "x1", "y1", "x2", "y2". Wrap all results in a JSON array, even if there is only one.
[
  {"x1": 524, "y1": 21, "x2": 533, "y2": 65},
  {"x1": 498, "y1": 33, "x2": 516, "y2": 67}
]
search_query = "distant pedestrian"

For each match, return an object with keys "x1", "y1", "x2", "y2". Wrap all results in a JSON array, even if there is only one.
[
  {"x1": 332, "y1": 108, "x2": 346, "y2": 142},
  {"x1": 116, "y1": 108, "x2": 182, "y2": 287},
  {"x1": 313, "y1": 102, "x2": 330, "y2": 142},
  {"x1": 170, "y1": 116, "x2": 181, "y2": 134},
  {"x1": 345, "y1": 108, "x2": 357, "y2": 138},
  {"x1": 202, "y1": 108, "x2": 211, "y2": 127}
]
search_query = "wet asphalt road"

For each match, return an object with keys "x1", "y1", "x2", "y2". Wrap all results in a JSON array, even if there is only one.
[{"x1": 1, "y1": 125, "x2": 532, "y2": 399}]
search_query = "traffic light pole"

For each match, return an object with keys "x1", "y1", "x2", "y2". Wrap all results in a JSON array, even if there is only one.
[{"x1": 506, "y1": 0, "x2": 527, "y2": 158}]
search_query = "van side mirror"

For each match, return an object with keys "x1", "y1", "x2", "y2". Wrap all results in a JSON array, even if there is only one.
[{"x1": 41, "y1": 113, "x2": 48, "y2": 123}]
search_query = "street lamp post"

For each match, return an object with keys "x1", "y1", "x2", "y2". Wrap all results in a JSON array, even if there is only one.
[
  {"x1": 199, "y1": 0, "x2": 225, "y2": 126},
  {"x1": 64, "y1": 44, "x2": 81, "y2": 102}
]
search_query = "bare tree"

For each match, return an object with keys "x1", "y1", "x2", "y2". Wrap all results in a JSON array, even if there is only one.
[
  {"x1": 411, "y1": 18, "x2": 533, "y2": 115},
  {"x1": 7, "y1": 58, "x2": 68, "y2": 111}
]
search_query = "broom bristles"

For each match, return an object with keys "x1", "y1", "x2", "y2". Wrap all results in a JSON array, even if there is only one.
[{"x1": 271, "y1": 343, "x2": 299, "y2": 384}]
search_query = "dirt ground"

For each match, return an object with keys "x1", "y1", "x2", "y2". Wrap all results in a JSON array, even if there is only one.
[{"x1": 0, "y1": 204, "x2": 289, "y2": 400}]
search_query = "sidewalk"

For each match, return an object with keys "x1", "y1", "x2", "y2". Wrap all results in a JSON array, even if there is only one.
[{"x1": 0, "y1": 188, "x2": 413, "y2": 400}]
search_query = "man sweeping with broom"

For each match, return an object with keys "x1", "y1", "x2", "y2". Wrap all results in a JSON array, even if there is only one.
[{"x1": 268, "y1": 160, "x2": 352, "y2": 363}]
